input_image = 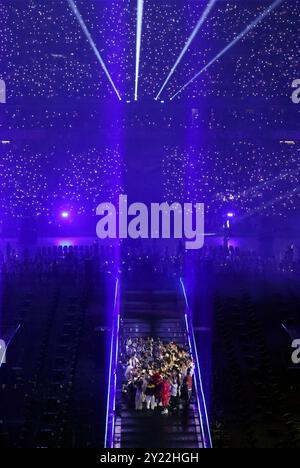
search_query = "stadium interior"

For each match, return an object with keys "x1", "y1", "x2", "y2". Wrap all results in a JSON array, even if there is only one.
[{"x1": 0, "y1": 0, "x2": 300, "y2": 449}]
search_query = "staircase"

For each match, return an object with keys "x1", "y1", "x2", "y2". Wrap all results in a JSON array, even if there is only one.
[{"x1": 113, "y1": 290, "x2": 203, "y2": 449}]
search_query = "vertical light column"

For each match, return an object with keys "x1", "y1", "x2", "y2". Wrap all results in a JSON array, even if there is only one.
[{"x1": 135, "y1": 0, "x2": 144, "y2": 101}]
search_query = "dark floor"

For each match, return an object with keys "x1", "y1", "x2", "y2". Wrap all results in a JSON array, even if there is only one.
[
  {"x1": 196, "y1": 271, "x2": 300, "y2": 448},
  {"x1": 0, "y1": 266, "x2": 112, "y2": 448},
  {"x1": 1, "y1": 264, "x2": 300, "y2": 448}
]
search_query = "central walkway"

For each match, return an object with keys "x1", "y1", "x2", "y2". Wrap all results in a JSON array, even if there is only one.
[{"x1": 113, "y1": 289, "x2": 203, "y2": 449}]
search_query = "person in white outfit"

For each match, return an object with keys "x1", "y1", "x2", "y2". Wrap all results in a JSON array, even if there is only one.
[
  {"x1": 134, "y1": 379, "x2": 144, "y2": 411},
  {"x1": 129, "y1": 353, "x2": 139, "y2": 369},
  {"x1": 125, "y1": 364, "x2": 134, "y2": 381}
]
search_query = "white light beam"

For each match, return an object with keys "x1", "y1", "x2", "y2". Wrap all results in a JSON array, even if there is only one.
[
  {"x1": 135, "y1": 0, "x2": 144, "y2": 101},
  {"x1": 155, "y1": 0, "x2": 217, "y2": 101},
  {"x1": 170, "y1": 0, "x2": 285, "y2": 100},
  {"x1": 67, "y1": 0, "x2": 122, "y2": 101}
]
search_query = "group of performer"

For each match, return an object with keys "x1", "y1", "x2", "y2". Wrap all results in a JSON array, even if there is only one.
[{"x1": 123, "y1": 337, "x2": 194, "y2": 415}]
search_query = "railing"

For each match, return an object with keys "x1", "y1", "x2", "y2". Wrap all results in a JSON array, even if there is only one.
[
  {"x1": 104, "y1": 277, "x2": 121, "y2": 448},
  {"x1": 0, "y1": 324, "x2": 22, "y2": 368},
  {"x1": 180, "y1": 278, "x2": 213, "y2": 449}
]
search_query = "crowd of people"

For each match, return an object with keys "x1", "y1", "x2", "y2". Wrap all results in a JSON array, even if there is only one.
[
  {"x1": 0, "y1": 144, "x2": 123, "y2": 219},
  {"x1": 0, "y1": 0, "x2": 298, "y2": 222},
  {"x1": 123, "y1": 337, "x2": 194, "y2": 415},
  {"x1": 1, "y1": 138, "x2": 299, "y2": 220},
  {"x1": 163, "y1": 141, "x2": 300, "y2": 217},
  {"x1": 0, "y1": 0, "x2": 298, "y2": 249},
  {"x1": 1, "y1": 241, "x2": 300, "y2": 281},
  {"x1": 1, "y1": 0, "x2": 296, "y2": 100}
]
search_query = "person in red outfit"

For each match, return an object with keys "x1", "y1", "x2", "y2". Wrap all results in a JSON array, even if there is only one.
[
  {"x1": 182, "y1": 368, "x2": 193, "y2": 405},
  {"x1": 152, "y1": 370, "x2": 162, "y2": 406},
  {"x1": 161, "y1": 376, "x2": 171, "y2": 415}
]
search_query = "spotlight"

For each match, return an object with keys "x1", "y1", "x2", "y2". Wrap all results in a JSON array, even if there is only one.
[
  {"x1": 155, "y1": 0, "x2": 217, "y2": 100},
  {"x1": 227, "y1": 212, "x2": 235, "y2": 218},
  {"x1": 135, "y1": 0, "x2": 144, "y2": 101},
  {"x1": 67, "y1": 0, "x2": 122, "y2": 101},
  {"x1": 170, "y1": 0, "x2": 284, "y2": 100},
  {"x1": 61, "y1": 211, "x2": 70, "y2": 219},
  {"x1": 56, "y1": 239, "x2": 74, "y2": 247}
]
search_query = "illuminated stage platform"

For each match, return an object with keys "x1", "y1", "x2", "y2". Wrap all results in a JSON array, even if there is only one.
[{"x1": 105, "y1": 281, "x2": 212, "y2": 449}]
